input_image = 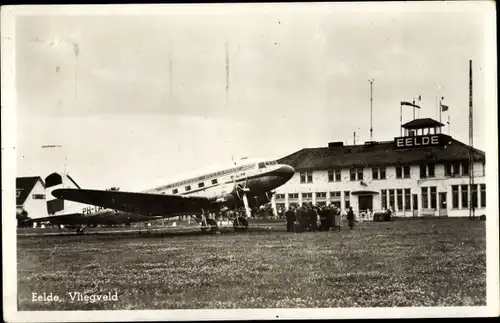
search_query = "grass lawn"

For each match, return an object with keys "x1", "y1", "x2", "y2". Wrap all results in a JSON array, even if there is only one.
[{"x1": 17, "y1": 218, "x2": 485, "y2": 310}]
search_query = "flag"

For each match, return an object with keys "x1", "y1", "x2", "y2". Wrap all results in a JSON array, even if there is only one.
[
  {"x1": 441, "y1": 104, "x2": 449, "y2": 112},
  {"x1": 401, "y1": 101, "x2": 420, "y2": 108}
]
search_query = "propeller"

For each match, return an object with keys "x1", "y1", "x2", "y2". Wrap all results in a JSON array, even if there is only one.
[{"x1": 233, "y1": 175, "x2": 251, "y2": 218}]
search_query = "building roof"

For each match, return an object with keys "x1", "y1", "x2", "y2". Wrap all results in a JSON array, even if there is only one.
[
  {"x1": 16, "y1": 176, "x2": 44, "y2": 205},
  {"x1": 277, "y1": 137, "x2": 485, "y2": 171},
  {"x1": 402, "y1": 118, "x2": 444, "y2": 129}
]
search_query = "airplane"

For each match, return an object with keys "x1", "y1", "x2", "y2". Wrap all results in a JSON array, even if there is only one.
[{"x1": 29, "y1": 158, "x2": 295, "y2": 234}]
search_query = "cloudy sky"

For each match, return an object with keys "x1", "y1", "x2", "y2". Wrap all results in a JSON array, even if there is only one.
[{"x1": 13, "y1": 3, "x2": 494, "y2": 191}]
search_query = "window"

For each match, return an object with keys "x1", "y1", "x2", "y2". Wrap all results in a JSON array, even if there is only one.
[
  {"x1": 404, "y1": 189, "x2": 411, "y2": 210},
  {"x1": 380, "y1": 168, "x2": 386, "y2": 179},
  {"x1": 396, "y1": 167, "x2": 402, "y2": 179},
  {"x1": 461, "y1": 185, "x2": 468, "y2": 208},
  {"x1": 344, "y1": 191, "x2": 350, "y2": 209},
  {"x1": 198, "y1": 182, "x2": 205, "y2": 188},
  {"x1": 430, "y1": 187, "x2": 437, "y2": 209},
  {"x1": 211, "y1": 179, "x2": 218, "y2": 184},
  {"x1": 422, "y1": 187, "x2": 428, "y2": 209},
  {"x1": 452, "y1": 185, "x2": 459, "y2": 208},
  {"x1": 445, "y1": 164, "x2": 452, "y2": 176},
  {"x1": 403, "y1": 166, "x2": 410, "y2": 178},
  {"x1": 16, "y1": 189, "x2": 23, "y2": 198},
  {"x1": 330, "y1": 191, "x2": 341, "y2": 198},
  {"x1": 32, "y1": 194, "x2": 45, "y2": 199},
  {"x1": 471, "y1": 184, "x2": 478, "y2": 208},
  {"x1": 328, "y1": 169, "x2": 341, "y2": 182},
  {"x1": 381, "y1": 189, "x2": 387, "y2": 209},
  {"x1": 302, "y1": 193, "x2": 312, "y2": 201},
  {"x1": 420, "y1": 165, "x2": 427, "y2": 179},
  {"x1": 172, "y1": 189, "x2": 178, "y2": 194},
  {"x1": 462, "y1": 161, "x2": 470, "y2": 176},
  {"x1": 185, "y1": 185, "x2": 191, "y2": 191},
  {"x1": 480, "y1": 184, "x2": 486, "y2": 207},
  {"x1": 420, "y1": 164, "x2": 435, "y2": 178},
  {"x1": 288, "y1": 193, "x2": 299, "y2": 199},
  {"x1": 275, "y1": 194, "x2": 285, "y2": 200},
  {"x1": 452, "y1": 163, "x2": 460, "y2": 176},
  {"x1": 372, "y1": 167, "x2": 386, "y2": 179},
  {"x1": 350, "y1": 168, "x2": 363, "y2": 181},
  {"x1": 258, "y1": 162, "x2": 266, "y2": 169},
  {"x1": 316, "y1": 192, "x2": 327, "y2": 199},
  {"x1": 300, "y1": 171, "x2": 313, "y2": 183},
  {"x1": 428, "y1": 164, "x2": 435, "y2": 178},
  {"x1": 396, "y1": 189, "x2": 403, "y2": 211},
  {"x1": 389, "y1": 189, "x2": 395, "y2": 210}
]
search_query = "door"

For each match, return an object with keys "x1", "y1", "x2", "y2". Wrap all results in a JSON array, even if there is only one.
[
  {"x1": 439, "y1": 192, "x2": 448, "y2": 217},
  {"x1": 412, "y1": 194, "x2": 418, "y2": 217},
  {"x1": 358, "y1": 195, "x2": 373, "y2": 220}
]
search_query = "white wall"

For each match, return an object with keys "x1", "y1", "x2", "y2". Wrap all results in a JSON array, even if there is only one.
[
  {"x1": 273, "y1": 161, "x2": 486, "y2": 217},
  {"x1": 21, "y1": 180, "x2": 47, "y2": 219}
]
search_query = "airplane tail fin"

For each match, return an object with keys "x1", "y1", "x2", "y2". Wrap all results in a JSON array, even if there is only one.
[{"x1": 45, "y1": 172, "x2": 82, "y2": 215}]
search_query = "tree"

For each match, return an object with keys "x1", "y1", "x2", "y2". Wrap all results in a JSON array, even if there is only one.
[{"x1": 17, "y1": 209, "x2": 31, "y2": 227}]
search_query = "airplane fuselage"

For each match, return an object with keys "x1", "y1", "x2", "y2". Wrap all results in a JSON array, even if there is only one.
[{"x1": 79, "y1": 159, "x2": 294, "y2": 219}]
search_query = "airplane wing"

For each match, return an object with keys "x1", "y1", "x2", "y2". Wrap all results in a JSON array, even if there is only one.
[{"x1": 52, "y1": 188, "x2": 214, "y2": 217}]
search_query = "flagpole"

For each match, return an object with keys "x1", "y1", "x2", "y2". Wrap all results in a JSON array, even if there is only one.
[
  {"x1": 400, "y1": 103, "x2": 402, "y2": 136},
  {"x1": 439, "y1": 97, "x2": 442, "y2": 123}
]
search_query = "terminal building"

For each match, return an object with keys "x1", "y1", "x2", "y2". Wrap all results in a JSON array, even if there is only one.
[{"x1": 273, "y1": 118, "x2": 486, "y2": 218}]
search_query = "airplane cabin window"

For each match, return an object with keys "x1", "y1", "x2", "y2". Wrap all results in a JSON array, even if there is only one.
[
  {"x1": 259, "y1": 162, "x2": 266, "y2": 169},
  {"x1": 212, "y1": 179, "x2": 218, "y2": 184},
  {"x1": 198, "y1": 182, "x2": 205, "y2": 188},
  {"x1": 185, "y1": 186, "x2": 191, "y2": 191},
  {"x1": 172, "y1": 189, "x2": 178, "y2": 194}
]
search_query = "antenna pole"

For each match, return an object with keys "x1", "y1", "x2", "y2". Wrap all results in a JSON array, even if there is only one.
[
  {"x1": 469, "y1": 60, "x2": 475, "y2": 219},
  {"x1": 369, "y1": 79, "x2": 374, "y2": 141},
  {"x1": 353, "y1": 132, "x2": 356, "y2": 145},
  {"x1": 169, "y1": 42, "x2": 173, "y2": 98},
  {"x1": 225, "y1": 41, "x2": 229, "y2": 113}
]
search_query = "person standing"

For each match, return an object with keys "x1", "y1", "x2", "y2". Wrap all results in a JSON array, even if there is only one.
[
  {"x1": 347, "y1": 206, "x2": 355, "y2": 230},
  {"x1": 334, "y1": 205, "x2": 341, "y2": 231},
  {"x1": 285, "y1": 206, "x2": 296, "y2": 232}
]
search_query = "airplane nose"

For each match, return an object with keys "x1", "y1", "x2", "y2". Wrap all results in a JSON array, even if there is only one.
[{"x1": 278, "y1": 164, "x2": 295, "y2": 180}]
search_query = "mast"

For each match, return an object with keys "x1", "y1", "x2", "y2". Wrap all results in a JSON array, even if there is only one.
[
  {"x1": 369, "y1": 79, "x2": 374, "y2": 141},
  {"x1": 468, "y1": 60, "x2": 475, "y2": 219},
  {"x1": 225, "y1": 41, "x2": 229, "y2": 113}
]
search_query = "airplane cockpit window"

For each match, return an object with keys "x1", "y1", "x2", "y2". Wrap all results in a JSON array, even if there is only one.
[
  {"x1": 264, "y1": 161, "x2": 278, "y2": 166},
  {"x1": 258, "y1": 162, "x2": 266, "y2": 169}
]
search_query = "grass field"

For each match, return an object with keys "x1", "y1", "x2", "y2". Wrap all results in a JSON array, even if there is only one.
[{"x1": 17, "y1": 218, "x2": 486, "y2": 310}]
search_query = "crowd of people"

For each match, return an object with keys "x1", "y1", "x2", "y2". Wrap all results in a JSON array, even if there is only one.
[{"x1": 283, "y1": 203, "x2": 355, "y2": 232}]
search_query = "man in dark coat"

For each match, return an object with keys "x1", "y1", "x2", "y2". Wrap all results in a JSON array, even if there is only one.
[
  {"x1": 347, "y1": 206, "x2": 355, "y2": 229},
  {"x1": 285, "y1": 206, "x2": 296, "y2": 232}
]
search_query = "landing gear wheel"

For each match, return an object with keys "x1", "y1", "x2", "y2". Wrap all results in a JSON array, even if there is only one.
[
  {"x1": 233, "y1": 217, "x2": 249, "y2": 232},
  {"x1": 201, "y1": 218, "x2": 218, "y2": 235}
]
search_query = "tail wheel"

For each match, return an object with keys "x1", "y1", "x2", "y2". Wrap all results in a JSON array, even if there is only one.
[{"x1": 233, "y1": 217, "x2": 249, "y2": 232}]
